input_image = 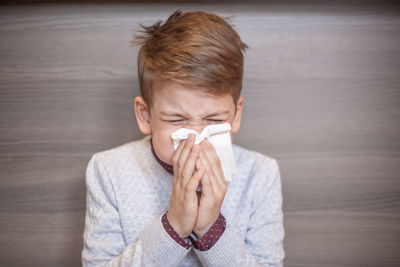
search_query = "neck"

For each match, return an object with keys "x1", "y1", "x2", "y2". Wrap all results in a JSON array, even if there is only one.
[{"x1": 150, "y1": 137, "x2": 174, "y2": 175}]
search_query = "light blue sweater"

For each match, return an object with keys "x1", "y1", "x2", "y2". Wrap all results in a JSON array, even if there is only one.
[{"x1": 82, "y1": 135, "x2": 285, "y2": 266}]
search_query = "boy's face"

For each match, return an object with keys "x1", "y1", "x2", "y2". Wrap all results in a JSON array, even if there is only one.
[{"x1": 134, "y1": 80, "x2": 244, "y2": 165}]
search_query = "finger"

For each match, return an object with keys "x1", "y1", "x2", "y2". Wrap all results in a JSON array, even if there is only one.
[
  {"x1": 181, "y1": 144, "x2": 200, "y2": 186},
  {"x1": 177, "y1": 133, "x2": 196, "y2": 174},
  {"x1": 200, "y1": 171, "x2": 214, "y2": 196},
  {"x1": 186, "y1": 165, "x2": 205, "y2": 193},
  {"x1": 171, "y1": 138, "x2": 187, "y2": 177},
  {"x1": 206, "y1": 139, "x2": 226, "y2": 187},
  {"x1": 199, "y1": 147, "x2": 219, "y2": 193},
  {"x1": 201, "y1": 138, "x2": 225, "y2": 187},
  {"x1": 195, "y1": 158, "x2": 202, "y2": 171}
]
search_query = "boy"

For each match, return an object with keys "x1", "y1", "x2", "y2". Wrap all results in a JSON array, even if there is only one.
[{"x1": 82, "y1": 9, "x2": 285, "y2": 267}]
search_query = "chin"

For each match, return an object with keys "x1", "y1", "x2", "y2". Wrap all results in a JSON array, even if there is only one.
[{"x1": 157, "y1": 150, "x2": 173, "y2": 165}]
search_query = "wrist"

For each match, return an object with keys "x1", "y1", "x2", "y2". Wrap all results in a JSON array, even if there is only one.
[
  {"x1": 193, "y1": 213, "x2": 221, "y2": 238},
  {"x1": 189, "y1": 213, "x2": 226, "y2": 251},
  {"x1": 193, "y1": 230, "x2": 206, "y2": 239},
  {"x1": 167, "y1": 212, "x2": 189, "y2": 238},
  {"x1": 193, "y1": 223, "x2": 213, "y2": 239},
  {"x1": 162, "y1": 212, "x2": 192, "y2": 249}
]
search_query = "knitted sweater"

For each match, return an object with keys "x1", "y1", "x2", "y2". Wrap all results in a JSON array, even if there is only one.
[{"x1": 81, "y1": 135, "x2": 285, "y2": 266}]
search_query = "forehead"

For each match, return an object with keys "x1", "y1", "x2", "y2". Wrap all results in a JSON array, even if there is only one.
[{"x1": 152, "y1": 80, "x2": 234, "y2": 116}]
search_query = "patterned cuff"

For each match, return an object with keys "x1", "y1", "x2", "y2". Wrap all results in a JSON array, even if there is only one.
[
  {"x1": 161, "y1": 211, "x2": 192, "y2": 249},
  {"x1": 189, "y1": 213, "x2": 226, "y2": 251}
]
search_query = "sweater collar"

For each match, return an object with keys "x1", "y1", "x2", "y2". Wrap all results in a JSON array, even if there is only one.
[{"x1": 150, "y1": 137, "x2": 174, "y2": 175}]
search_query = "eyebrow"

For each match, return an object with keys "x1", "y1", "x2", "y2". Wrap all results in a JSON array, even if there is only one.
[{"x1": 160, "y1": 110, "x2": 230, "y2": 117}]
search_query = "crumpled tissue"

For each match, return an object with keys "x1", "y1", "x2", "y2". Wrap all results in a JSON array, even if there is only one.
[{"x1": 170, "y1": 122, "x2": 238, "y2": 182}]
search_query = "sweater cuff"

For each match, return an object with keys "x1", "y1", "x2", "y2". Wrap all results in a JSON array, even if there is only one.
[
  {"x1": 162, "y1": 211, "x2": 192, "y2": 249},
  {"x1": 189, "y1": 213, "x2": 226, "y2": 251},
  {"x1": 194, "y1": 226, "x2": 243, "y2": 266},
  {"x1": 140, "y1": 214, "x2": 191, "y2": 266}
]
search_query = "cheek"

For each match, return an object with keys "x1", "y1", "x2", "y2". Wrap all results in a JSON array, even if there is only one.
[
  {"x1": 151, "y1": 126, "x2": 178, "y2": 164},
  {"x1": 227, "y1": 116, "x2": 238, "y2": 134}
]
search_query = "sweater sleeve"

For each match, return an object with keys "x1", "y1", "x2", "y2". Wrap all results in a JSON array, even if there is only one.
[
  {"x1": 81, "y1": 154, "x2": 190, "y2": 267},
  {"x1": 192, "y1": 158, "x2": 285, "y2": 267}
]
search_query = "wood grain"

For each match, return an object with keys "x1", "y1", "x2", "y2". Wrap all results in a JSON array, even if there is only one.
[{"x1": 0, "y1": 2, "x2": 399, "y2": 267}]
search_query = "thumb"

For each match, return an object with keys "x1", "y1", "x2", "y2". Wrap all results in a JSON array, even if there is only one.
[
  {"x1": 196, "y1": 158, "x2": 202, "y2": 170},
  {"x1": 200, "y1": 172, "x2": 213, "y2": 196}
]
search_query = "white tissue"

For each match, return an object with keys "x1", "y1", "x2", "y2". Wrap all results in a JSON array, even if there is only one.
[{"x1": 170, "y1": 122, "x2": 238, "y2": 182}]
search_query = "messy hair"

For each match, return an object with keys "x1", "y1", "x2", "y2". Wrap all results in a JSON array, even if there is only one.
[{"x1": 130, "y1": 9, "x2": 249, "y2": 109}]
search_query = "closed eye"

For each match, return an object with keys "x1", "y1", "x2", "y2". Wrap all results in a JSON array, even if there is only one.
[
  {"x1": 163, "y1": 119, "x2": 224, "y2": 124},
  {"x1": 167, "y1": 119, "x2": 185, "y2": 123}
]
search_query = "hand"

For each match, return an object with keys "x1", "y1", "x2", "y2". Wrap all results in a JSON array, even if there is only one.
[
  {"x1": 167, "y1": 133, "x2": 206, "y2": 238},
  {"x1": 193, "y1": 138, "x2": 227, "y2": 238}
]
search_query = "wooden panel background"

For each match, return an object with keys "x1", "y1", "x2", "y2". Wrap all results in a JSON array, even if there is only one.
[{"x1": 1, "y1": 2, "x2": 399, "y2": 266}]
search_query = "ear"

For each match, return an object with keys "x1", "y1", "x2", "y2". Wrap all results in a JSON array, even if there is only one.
[
  {"x1": 231, "y1": 96, "x2": 244, "y2": 133},
  {"x1": 134, "y1": 96, "x2": 152, "y2": 135}
]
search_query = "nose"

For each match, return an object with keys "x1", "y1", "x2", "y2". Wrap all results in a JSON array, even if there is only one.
[
  {"x1": 182, "y1": 119, "x2": 210, "y2": 138},
  {"x1": 188, "y1": 125, "x2": 206, "y2": 136}
]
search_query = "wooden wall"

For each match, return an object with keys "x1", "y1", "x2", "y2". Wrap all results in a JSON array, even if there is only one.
[{"x1": 0, "y1": 2, "x2": 399, "y2": 266}]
